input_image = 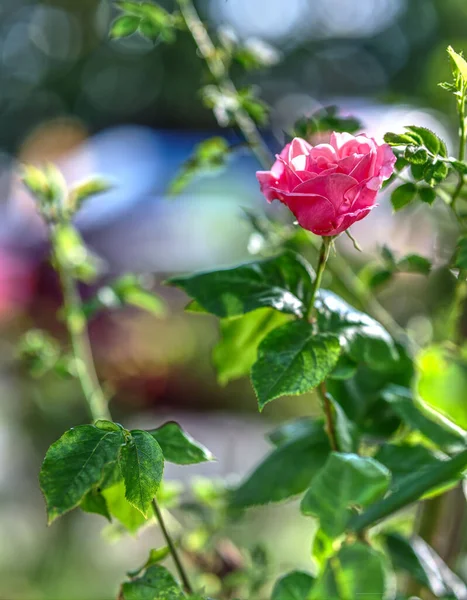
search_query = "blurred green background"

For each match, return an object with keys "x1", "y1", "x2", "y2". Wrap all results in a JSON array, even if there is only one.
[{"x1": 1, "y1": 0, "x2": 467, "y2": 598}]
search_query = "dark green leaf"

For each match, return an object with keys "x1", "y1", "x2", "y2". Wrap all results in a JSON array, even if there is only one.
[
  {"x1": 309, "y1": 543, "x2": 389, "y2": 600},
  {"x1": 397, "y1": 254, "x2": 431, "y2": 275},
  {"x1": 212, "y1": 308, "x2": 290, "y2": 385},
  {"x1": 267, "y1": 417, "x2": 324, "y2": 447},
  {"x1": 424, "y1": 161, "x2": 449, "y2": 186},
  {"x1": 149, "y1": 422, "x2": 213, "y2": 465},
  {"x1": 127, "y1": 547, "x2": 171, "y2": 578},
  {"x1": 328, "y1": 353, "x2": 357, "y2": 380},
  {"x1": 110, "y1": 15, "x2": 140, "y2": 39},
  {"x1": 327, "y1": 394, "x2": 359, "y2": 453},
  {"x1": 450, "y1": 159, "x2": 467, "y2": 175},
  {"x1": 230, "y1": 424, "x2": 330, "y2": 507},
  {"x1": 374, "y1": 443, "x2": 453, "y2": 495},
  {"x1": 384, "y1": 533, "x2": 467, "y2": 599},
  {"x1": 418, "y1": 187, "x2": 437, "y2": 205},
  {"x1": 80, "y1": 488, "x2": 111, "y2": 521},
  {"x1": 251, "y1": 321, "x2": 340, "y2": 409},
  {"x1": 121, "y1": 565, "x2": 185, "y2": 600},
  {"x1": 168, "y1": 251, "x2": 315, "y2": 319},
  {"x1": 40, "y1": 425, "x2": 125, "y2": 524},
  {"x1": 381, "y1": 385, "x2": 466, "y2": 451},
  {"x1": 271, "y1": 571, "x2": 315, "y2": 600},
  {"x1": 120, "y1": 430, "x2": 164, "y2": 517},
  {"x1": 349, "y1": 448, "x2": 467, "y2": 533},
  {"x1": 404, "y1": 145, "x2": 428, "y2": 165},
  {"x1": 316, "y1": 290, "x2": 398, "y2": 370},
  {"x1": 405, "y1": 126, "x2": 444, "y2": 156},
  {"x1": 301, "y1": 453, "x2": 390, "y2": 537},
  {"x1": 391, "y1": 182, "x2": 417, "y2": 211},
  {"x1": 454, "y1": 235, "x2": 467, "y2": 270}
]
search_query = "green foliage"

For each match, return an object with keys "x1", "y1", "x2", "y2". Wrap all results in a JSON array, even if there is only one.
[
  {"x1": 326, "y1": 394, "x2": 359, "y2": 453},
  {"x1": 453, "y1": 235, "x2": 467, "y2": 269},
  {"x1": 416, "y1": 344, "x2": 467, "y2": 431},
  {"x1": 80, "y1": 488, "x2": 112, "y2": 521},
  {"x1": 121, "y1": 565, "x2": 185, "y2": 600},
  {"x1": 40, "y1": 424, "x2": 125, "y2": 524},
  {"x1": 271, "y1": 570, "x2": 315, "y2": 600},
  {"x1": 230, "y1": 422, "x2": 330, "y2": 507},
  {"x1": 201, "y1": 84, "x2": 270, "y2": 127},
  {"x1": 292, "y1": 106, "x2": 362, "y2": 139},
  {"x1": 22, "y1": 163, "x2": 67, "y2": 213},
  {"x1": 127, "y1": 547, "x2": 171, "y2": 578},
  {"x1": 112, "y1": 1, "x2": 181, "y2": 44},
  {"x1": 447, "y1": 46, "x2": 467, "y2": 84},
  {"x1": 169, "y1": 137, "x2": 231, "y2": 195},
  {"x1": 67, "y1": 177, "x2": 113, "y2": 213},
  {"x1": 301, "y1": 452, "x2": 390, "y2": 537},
  {"x1": 212, "y1": 308, "x2": 291, "y2": 385},
  {"x1": 53, "y1": 223, "x2": 101, "y2": 283},
  {"x1": 384, "y1": 533, "x2": 467, "y2": 599},
  {"x1": 316, "y1": 290, "x2": 398, "y2": 369},
  {"x1": 120, "y1": 430, "x2": 164, "y2": 517},
  {"x1": 149, "y1": 422, "x2": 213, "y2": 465},
  {"x1": 102, "y1": 481, "x2": 153, "y2": 534},
  {"x1": 391, "y1": 182, "x2": 417, "y2": 211},
  {"x1": 309, "y1": 543, "x2": 390, "y2": 600},
  {"x1": 251, "y1": 321, "x2": 340, "y2": 409},
  {"x1": 168, "y1": 251, "x2": 315, "y2": 319}
]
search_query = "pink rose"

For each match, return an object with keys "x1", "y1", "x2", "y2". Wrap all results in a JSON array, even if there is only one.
[{"x1": 256, "y1": 133, "x2": 396, "y2": 236}]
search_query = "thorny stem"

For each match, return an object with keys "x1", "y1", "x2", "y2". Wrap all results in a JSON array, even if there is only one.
[
  {"x1": 49, "y1": 227, "x2": 194, "y2": 594},
  {"x1": 152, "y1": 498, "x2": 194, "y2": 594}
]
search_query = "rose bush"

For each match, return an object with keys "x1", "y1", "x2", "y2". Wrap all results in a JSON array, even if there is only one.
[{"x1": 256, "y1": 133, "x2": 396, "y2": 235}]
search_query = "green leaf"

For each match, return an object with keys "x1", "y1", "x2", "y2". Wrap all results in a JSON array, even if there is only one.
[
  {"x1": 450, "y1": 159, "x2": 467, "y2": 175},
  {"x1": 316, "y1": 290, "x2": 398, "y2": 370},
  {"x1": 349, "y1": 448, "x2": 467, "y2": 533},
  {"x1": 404, "y1": 145, "x2": 428, "y2": 165},
  {"x1": 329, "y1": 353, "x2": 358, "y2": 380},
  {"x1": 110, "y1": 15, "x2": 140, "y2": 39},
  {"x1": 230, "y1": 424, "x2": 330, "y2": 507},
  {"x1": 67, "y1": 177, "x2": 113, "y2": 212},
  {"x1": 448, "y1": 46, "x2": 467, "y2": 84},
  {"x1": 121, "y1": 565, "x2": 185, "y2": 600},
  {"x1": 327, "y1": 394, "x2": 359, "y2": 453},
  {"x1": 267, "y1": 417, "x2": 324, "y2": 447},
  {"x1": 374, "y1": 444, "x2": 454, "y2": 497},
  {"x1": 112, "y1": 275, "x2": 166, "y2": 316},
  {"x1": 309, "y1": 543, "x2": 390, "y2": 600},
  {"x1": 300, "y1": 453, "x2": 390, "y2": 538},
  {"x1": 391, "y1": 182, "x2": 417, "y2": 211},
  {"x1": 40, "y1": 425, "x2": 125, "y2": 524},
  {"x1": 120, "y1": 430, "x2": 164, "y2": 517},
  {"x1": 80, "y1": 488, "x2": 111, "y2": 521},
  {"x1": 397, "y1": 254, "x2": 431, "y2": 275},
  {"x1": 271, "y1": 571, "x2": 315, "y2": 600},
  {"x1": 405, "y1": 126, "x2": 445, "y2": 156},
  {"x1": 381, "y1": 385, "x2": 465, "y2": 451},
  {"x1": 212, "y1": 308, "x2": 290, "y2": 385},
  {"x1": 53, "y1": 223, "x2": 101, "y2": 283},
  {"x1": 416, "y1": 344, "x2": 467, "y2": 432},
  {"x1": 251, "y1": 321, "x2": 340, "y2": 409},
  {"x1": 102, "y1": 481, "x2": 152, "y2": 534},
  {"x1": 169, "y1": 137, "x2": 231, "y2": 195},
  {"x1": 168, "y1": 251, "x2": 315, "y2": 319},
  {"x1": 418, "y1": 186, "x2": 436, "y2": 205},
  {"x1": 384, "y1": 533, "x2": 467, "y2": 599},
  {"x1": 149, "y1": 422, "x2": 213, "y2": 465},
  {"x1": 127, "y1": 547, "x2": 171, "y2": 578},
  {"x1": 424, "y1": 161, "x2": 449, "y2": 186},
  {"x1": 384, "y1": 132, "x2": 421, "y2": 146},
  {"x1": 454, "y1": 235, "x2": 467, "y2": 270}
]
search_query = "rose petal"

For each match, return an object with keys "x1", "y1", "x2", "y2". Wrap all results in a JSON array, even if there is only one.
[{"x1": 288, "y1": 173, "x2": 359, "y2": 211}]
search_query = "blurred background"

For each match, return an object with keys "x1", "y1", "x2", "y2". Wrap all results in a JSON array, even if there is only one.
[{"x1": 1, "y1": 0, "x2": 467, "y2": 598}]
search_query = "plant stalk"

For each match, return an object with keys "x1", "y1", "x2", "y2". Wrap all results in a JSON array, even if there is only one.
[
  {"x1": 318, "y1": 383, "x2": 339, "y2": 452},
  {"x1": 308, "y1": 236, "x2": 332, "y2": 320},
  {"x1": 49, "y1": 227, "x2": 194, "y2": 594},
  {"x1": 152, "y1": 498, "x2": 193, "y2": 594}
]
